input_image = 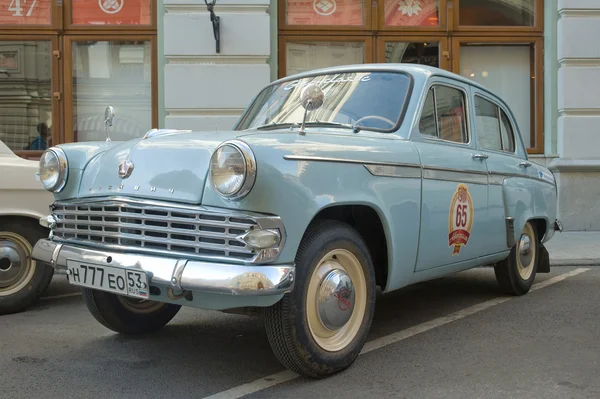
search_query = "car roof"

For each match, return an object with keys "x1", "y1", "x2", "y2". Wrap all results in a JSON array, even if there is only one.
[{"x1": 271, "y1": 63, "x2": 494, "y2": 96}]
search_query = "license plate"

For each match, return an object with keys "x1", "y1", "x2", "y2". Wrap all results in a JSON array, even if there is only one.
[{"x1": 66, "y1": 260, "x2": 149, "y2": 299}]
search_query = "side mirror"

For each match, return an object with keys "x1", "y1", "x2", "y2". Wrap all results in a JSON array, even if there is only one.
[
  {"x1": 298, "y1": 83, "x2": 324, "y2": 135},
  {"x1": 300, "y1": 83, "x2": 324, "y2": 111},
  {"x1": 104, "y1": 105, "x2": 115, "y2": 142}
]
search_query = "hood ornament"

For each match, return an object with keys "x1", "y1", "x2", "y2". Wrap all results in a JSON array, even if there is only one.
[
  {"x1": 118, "y1": 159, "x2": 134, "y2": 179},
  {"x1": 104, "y1": 105, "x2": 115, "y2": 143}
]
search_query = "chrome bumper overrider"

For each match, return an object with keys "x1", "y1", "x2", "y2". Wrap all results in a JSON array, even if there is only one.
[{"x1": 32, "y1": 239, "x2": 295, "y2": 296}]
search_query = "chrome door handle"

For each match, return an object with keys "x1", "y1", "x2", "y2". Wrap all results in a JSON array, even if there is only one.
[
  {"x1": 472, "y1": 153, "x2": 488, "y2": 160},
  {"x1": 519, "y1": 161, "x2": 532, "y2": 168}
]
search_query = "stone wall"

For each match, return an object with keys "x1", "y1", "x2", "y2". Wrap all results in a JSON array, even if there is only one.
[
  {"x1": 162, "y1": 0, "x2": 272, "y2": 131},
  {"x1": 549, "y1": 0, "x2": 600, "y2": 231}
]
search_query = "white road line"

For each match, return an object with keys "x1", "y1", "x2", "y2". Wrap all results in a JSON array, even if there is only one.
[
  {"x1": 202, "y1": 267, "x2": 591, "y2": 399},
  {"x1": 40, "y1": 292, "x2": 82, "y2": 301}
]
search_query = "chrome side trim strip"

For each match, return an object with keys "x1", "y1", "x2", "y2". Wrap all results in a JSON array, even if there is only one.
[
  {"x1": 506, "y1": 217, "x2": 516, "y2": 248},
  {"x1": 423, "y1": 169, "x2": 488, "y2": 185},
  {"x1": 283, "y1": 155, "x2": 421, "y2": 169},
  {"x1": 488, "y1": 174, "x2": 505, "y2": 185},
  {"x1": 364, "y1": 164, "x2": 422, "y2": 179}
]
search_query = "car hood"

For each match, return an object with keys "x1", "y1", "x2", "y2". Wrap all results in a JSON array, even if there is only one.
[{"x1": 78, "y1": 130, "x2": 246, "y2": 204}]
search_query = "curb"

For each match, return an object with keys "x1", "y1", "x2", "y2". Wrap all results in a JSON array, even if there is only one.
[{"x1": 550, "y1": 259, "x2": 600, "y2": 266}]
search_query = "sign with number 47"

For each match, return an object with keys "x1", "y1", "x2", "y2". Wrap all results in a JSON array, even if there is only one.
[{"x1": 2, "y1": 0, "x2": 50, "y2": 25}]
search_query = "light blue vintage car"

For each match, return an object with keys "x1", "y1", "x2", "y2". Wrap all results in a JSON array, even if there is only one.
[{"x1": 32, "y1": 64, "x2": 561, "y2": 378}]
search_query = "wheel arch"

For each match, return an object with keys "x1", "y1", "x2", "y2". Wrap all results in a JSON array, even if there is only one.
[{"x1": 307, "y1": 203, "x2": 390, "y2": 291}]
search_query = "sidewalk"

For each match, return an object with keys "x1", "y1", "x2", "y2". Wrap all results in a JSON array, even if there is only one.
[{"x1": 545, "y1": 231, "x2": 600, "y2": 266}]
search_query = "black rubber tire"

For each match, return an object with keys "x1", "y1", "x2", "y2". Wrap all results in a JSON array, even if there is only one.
[
  {"x1": 264, "y1": 219, "x2": 376, "y2": 379},
  {"x1": 494, "y1": 221, "x2": 539, "y2": 296},
  {"x1": 0, "y1": 218, "x2": 54, "y2": 315},
  {"x1": 81, "y1": 288, "x2": 182, "y2": 334}
]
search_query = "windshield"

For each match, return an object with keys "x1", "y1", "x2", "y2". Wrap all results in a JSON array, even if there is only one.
[{"x1": 236, "y1": 71, "x2": 412, "y2": 133}]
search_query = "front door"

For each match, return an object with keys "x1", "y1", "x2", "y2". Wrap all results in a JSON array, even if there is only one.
[{"x1": 414, "y1": 79, "x2": 489, "y2": 272}]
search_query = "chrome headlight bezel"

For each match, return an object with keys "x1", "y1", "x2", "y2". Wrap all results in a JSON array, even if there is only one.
[
  {"x1": 209, "y1": 140, "x2": 257, "y2": 200},
  {"x1": 39, "y1": 147, "x2": 68, "y2": 192}
]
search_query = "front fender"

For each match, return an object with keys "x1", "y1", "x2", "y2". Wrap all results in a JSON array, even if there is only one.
[{"x1": 200, "y1": 132, "x2": 422, "y2": 292}]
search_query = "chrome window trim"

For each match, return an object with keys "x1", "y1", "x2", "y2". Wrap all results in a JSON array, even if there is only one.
[
  {"x1": 47, "y1": 196, "x2": 286, "y2": 265},
  {"x1": 283, "y1": 155, "x2": 421, "y2": 169},
  {"x1": 416, "y1": 80, "x2": 472, "y2": 147}
]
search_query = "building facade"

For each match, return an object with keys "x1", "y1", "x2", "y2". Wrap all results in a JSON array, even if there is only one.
[{"x1": 1, "y1": 0, "x2": 598, "y2": 231}]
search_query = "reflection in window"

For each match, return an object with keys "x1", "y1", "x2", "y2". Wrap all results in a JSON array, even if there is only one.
[
  {"x1": 384, "y1": 42, "x2": 439, "y2": 67},
  {"x1": 459, "y1": 0, "x2": 534, "y2": 26},
  {"x1": 0, "y1": 41, "x2": 52, "y2": 152},
  {"x1": 475, "y1": 96, "x2": 502, "y2": 151},
  {"x1": 72, "y1": 41, "x2": 152, "y2": 142},
  {"x1": 418, "y1": 85, "x2": 467, "y2": 143},
  {"x1": 286, "y1": 41, "x2": 364, "y2": 76},
  {"x1": 286, "y1": 0, "x2": 364, "y2": 26},
  {"x1": 500, "y1": 110, "x2": 515, "y2": 152},
  {"x1": 237, "y1": 72, "x2": 411, "y2": 132},
  {"x1": 384, "y1": 0, "x2": 439, "y2": 26}
]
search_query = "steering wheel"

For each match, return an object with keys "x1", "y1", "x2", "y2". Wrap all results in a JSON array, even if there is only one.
[{"x1": 353, "y1": 115, "x2": 396, "y2": 128}]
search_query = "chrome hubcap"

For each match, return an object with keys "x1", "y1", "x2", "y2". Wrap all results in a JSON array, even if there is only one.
[
  {"x1": 518, "y1": 234, "x2": 533, "y2": 267},
  {"x1": 117, "y1": 295, "x2": 164, "y2": 314},
  {"x1": 0, "y1": 233, "x2": 36, "y2": 296},
  {"x1": 516, "y1": 223, "x2": 536, "y2": 280},
  {"x1": 306, "y1": 249, "x2": 367, "y2": 352},
  {"x1": 317, "y1": 269, "x2": 355, "y2": 330}
]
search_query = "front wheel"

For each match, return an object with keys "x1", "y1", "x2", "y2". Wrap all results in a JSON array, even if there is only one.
[
  {"x1": 81, "y1": 288, "x2": 181, "y2": 334},
  {"x1": 494, "y1": 221, "x2": 539, "y2": 296},
  {"x1": 264, "y1": 220, "x2": 376, "y2": 378}
]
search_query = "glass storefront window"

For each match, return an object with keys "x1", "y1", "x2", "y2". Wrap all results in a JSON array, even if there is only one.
[
  {"x1": 459, "y1": 44, "x2": 533, "y2": 147},
  {"x1": 71, "y1": 0, "x2": 152, "y2": 26},
  {"x1": 286, "y1": 41, "x2": 365, "y2": 76},
  {"x1": 0, "y1": 41, "x2": 52, "y2": 152},
  {"x1": 71, "y1": 41, "x2": 152, "y2": 142},
  {"x1": 0, "y1": 0, "x2": 51, "y2": 26},
  {"x1": 286, "y1": 0, "x2": 364, "y2": 26},
  {"x1": 384, "y1": 0, "x2": 439, "y2": 27},
  {"x1": 459, "y1": 0, "x2": 534, "y2": 26},
  {"x1": 384, "y1": 41, "x2": 439, "y2": 67}
]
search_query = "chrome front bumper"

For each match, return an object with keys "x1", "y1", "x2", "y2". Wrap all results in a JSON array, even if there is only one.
[{"x1": 32, "y1": 239, "x2": 295, "y2": 296}]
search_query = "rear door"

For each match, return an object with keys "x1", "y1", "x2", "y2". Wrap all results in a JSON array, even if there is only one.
[
  {"x1": 413, "y1": 78, "x2": 490, "y2": 272},
  {"x1": 469, "y1": 90, "x2": 535, "y2": 255}
]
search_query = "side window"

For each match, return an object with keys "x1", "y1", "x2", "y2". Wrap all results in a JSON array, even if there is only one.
[
  {"x1": 418, "y1": 84, "x2": 468, "y2": 144},
  {"x1": 435, "y1": 86, "x2": 468, "y2": 143},
  {"x1": 475, "y1": 95, "x2": 516, "y2": 153},
  {"x1": 474, "y1": 96, "x2": 502, "y2": 151},
  {"x1": 499, "y1": 110, "x2": 515, "y2": 152},
  {"x1": 419, "y1": 89, "x2": 437, "y2": 137}
]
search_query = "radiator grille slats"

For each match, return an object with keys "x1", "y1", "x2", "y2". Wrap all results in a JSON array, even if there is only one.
[{"x1": 51, "y1": 202, "x2": 258, "y2": 260}]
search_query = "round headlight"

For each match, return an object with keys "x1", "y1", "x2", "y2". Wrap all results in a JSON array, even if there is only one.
[
  {"x1": 209, "y1": 141, "x2": 256, "y2": 200},
  {"x1": 39, "y1": 147, "x2": 68, "y2": 192}
]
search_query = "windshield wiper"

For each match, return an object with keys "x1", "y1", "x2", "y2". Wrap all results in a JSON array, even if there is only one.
[
  {"x1": 305, "y1": 120, "x2": 361, "y2": 133},
  {"x1": 252, "y1": 122, "x2": 296, "y2": 130}
]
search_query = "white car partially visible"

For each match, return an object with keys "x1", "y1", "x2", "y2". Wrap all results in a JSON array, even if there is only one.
[{"x1": 0, "y1": 140, "x2": 55, "y2": 314}]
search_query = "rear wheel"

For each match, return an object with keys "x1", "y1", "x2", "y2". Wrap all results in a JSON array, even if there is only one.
[
  {"x1": 264, "y1": 220, "x2": 376, "y2": 378},
  {"x1": 0, "y1": 220, "x2": 54, "y2": 315},
  {"x1": 494, "y1": 221, "x2": 539, "y2": 296},
  {"x1": 81, "y1": 288, "x2": 181, "y2": 334}
]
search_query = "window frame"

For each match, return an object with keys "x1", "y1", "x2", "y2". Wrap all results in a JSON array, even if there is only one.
[
  {"x1": 63, "y1": 0, "x2": 157, "y2": 32},
  {"x1": 0, "y1": 0, "x2": 61, "y2": 33},
  {"x1": 451, "y1": 36, "x2": 543, "y2": 154},
  {"x1": 415, "y1": 80, "x2": 471, "y2": 147},
  {"x1": 452, "y1": 0, "x2": 544, "y2": 34},
  {"x1": 63, "y1": 35, "x2": 158, "y2": 144}
]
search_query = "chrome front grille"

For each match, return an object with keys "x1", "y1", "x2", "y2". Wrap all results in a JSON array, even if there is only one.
[{"x1": 50, "y1": 199, "x2": 262, "y2": 261}]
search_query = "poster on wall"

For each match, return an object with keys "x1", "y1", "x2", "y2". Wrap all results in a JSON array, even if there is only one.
[
  {"x1": 384, "y1": 0, "x2": 439, "y2": 26},
  {"x1": 71, "y1": 0, "x2": 152, "y2": 26},
  {"x1": 286, "y1": 0, "x2": 364, "y2": 26},
  {"x1": 0, "y1": 0, "x2": 51, "y2": 25}
]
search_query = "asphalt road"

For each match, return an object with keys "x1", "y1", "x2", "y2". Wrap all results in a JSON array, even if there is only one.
[{"x1": 1, "y1": 266, "x2": 598, "y2": 399}]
